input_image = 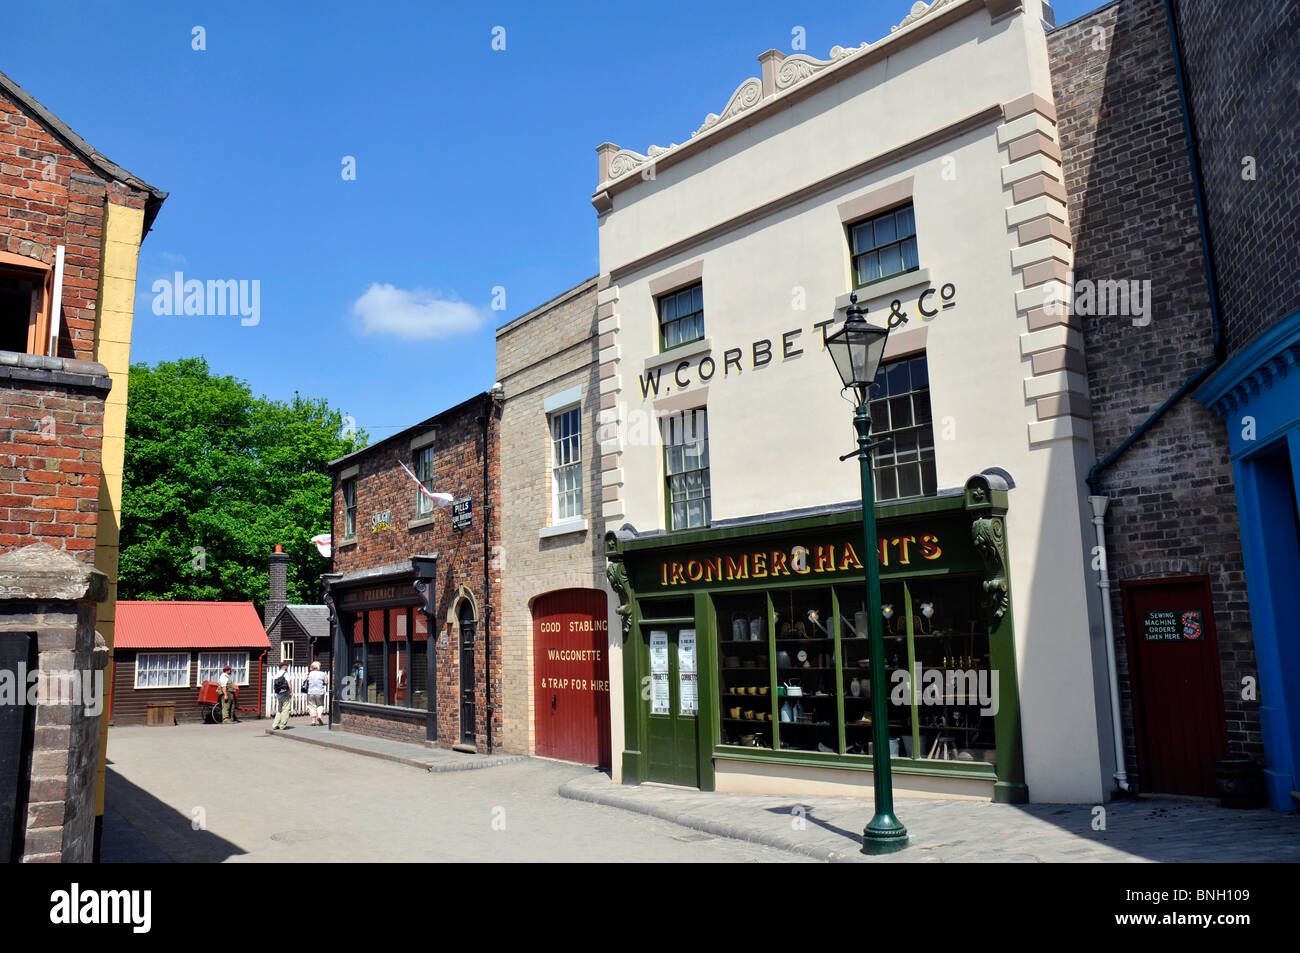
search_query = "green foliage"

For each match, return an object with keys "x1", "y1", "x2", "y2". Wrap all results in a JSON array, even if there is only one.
[{"x1": 119, "y1": 357, "x2": 367, "y2": 610}]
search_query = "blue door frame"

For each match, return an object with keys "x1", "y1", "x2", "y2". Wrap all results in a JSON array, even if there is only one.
[{"x1": 1197, "y1": 311, "x2": 1300, "y2": 811}]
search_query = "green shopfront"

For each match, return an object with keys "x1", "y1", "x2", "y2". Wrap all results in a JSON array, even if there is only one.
[{"x1": 606, "y1": 474, "x2": 1028, "y2": 802}]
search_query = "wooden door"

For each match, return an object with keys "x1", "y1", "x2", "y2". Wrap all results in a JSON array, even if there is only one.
[
  {"x1": 644, "y1": 626, "x2": 700, "y2": 787},
  {"x1": 0, "y1": 632, "x2": 35, "y2": 862},
  {"x1": 459, "y1": 603, "x2": 476, "y2": 746},
  {"x1": 533, "y1": 589, "x2": 612, "y2": 766},
  {"x1": 1122, "y1": 577, "x2": 1228, "y2": 796}
]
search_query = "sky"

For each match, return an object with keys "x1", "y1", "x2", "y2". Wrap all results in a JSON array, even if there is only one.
[{"x1": 4, "y1": 0, "x2": 1098, "y2": 443}]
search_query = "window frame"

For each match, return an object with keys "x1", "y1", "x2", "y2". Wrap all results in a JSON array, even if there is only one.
[
  {"x1": 133, "y1": 652, "x2": 191, "y2": 690},
  {"x1": 413, "y1": 445, "x2": 437, "y2": 518},
  {"x1": 0, "y1": 252, "x2": 54, "y2": 357},
  {"x1": 549, "y1": 405, "x2": 583, "y2": 524},
  {"x1": 847, "y1": 204, "x2": 920, "y2": 290},
  {"x1": 656, "y1": 282, "x2": 705, "y2": 352},
  {"x1": 342, "y1": 477, "x2": 357, "y2": 539},
  {"x1": 661, "y1": 407, "x2": 711, "y2": 532},
  {"x1": 867, "y1": 353, "x2": 937, "y2": 503},
  {"x1": 198, "y1": 651, "x2": 250, "y2": 686}
]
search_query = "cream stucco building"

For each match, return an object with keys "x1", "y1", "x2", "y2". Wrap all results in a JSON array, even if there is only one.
[{"x1": 594, "y1": 0, "x2": 1115, "y2": 803}]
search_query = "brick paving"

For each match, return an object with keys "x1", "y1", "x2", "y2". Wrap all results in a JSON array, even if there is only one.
[{"x1": 559, "y1": 772, "x2": 1300, "y2": 863}]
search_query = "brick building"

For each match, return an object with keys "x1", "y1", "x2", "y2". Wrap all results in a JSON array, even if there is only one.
[
  {"x1": 1048, "y1": 0, "x2": 1298, "y2": 808},
  {"x1": 0, "y1": 68, "x2": 163, "y2": 858},
  {"x1": 325, "y1": 393, "x2": 502, "y2": 749},
  {"x1": 496, "y1": 278, "x2": 617, "y2": 764}
]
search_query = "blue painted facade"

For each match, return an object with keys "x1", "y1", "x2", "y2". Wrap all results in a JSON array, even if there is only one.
[{"x1": 1197, "y1": 310, "x2": 1300, "y2": 811}]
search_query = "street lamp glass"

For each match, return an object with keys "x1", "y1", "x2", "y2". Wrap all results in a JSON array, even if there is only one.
[{"x1": 826, "y1": 314, "x2": 890, "y2": 399}]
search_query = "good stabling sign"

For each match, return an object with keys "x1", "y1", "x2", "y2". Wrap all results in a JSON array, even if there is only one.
[
  {"x1": 452, "y1": 497, "x2": 472, "y2": 530},
  {"x1": 1142, "y1": 610, "x2": 1204, "y2": 642}
]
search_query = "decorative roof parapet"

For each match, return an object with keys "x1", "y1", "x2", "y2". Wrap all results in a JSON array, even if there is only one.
[
  {"x1": 775, "y1": 44, "x2": 870, "y2": 90},
  {"x1": 893, "y1": 0, "x2": 959, "y2": 33},
  {"x1": 691, "y1": 76, "x2": 764, "y2": 138}
]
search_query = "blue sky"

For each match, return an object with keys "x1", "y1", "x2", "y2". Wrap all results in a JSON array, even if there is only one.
[{"x1": 4, "y1": 0, "x2": 1096, "y2": 442}]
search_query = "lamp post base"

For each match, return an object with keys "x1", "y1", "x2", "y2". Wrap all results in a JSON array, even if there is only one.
[{"x1": 862, "y1": 813, "x2": 910, "y2": 855}]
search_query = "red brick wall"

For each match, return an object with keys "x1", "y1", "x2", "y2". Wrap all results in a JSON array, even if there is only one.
[
  {"x1": 0, "y1": 90, "x2": 147, "y2": 362},
  {"x1": 0, "y1": 366, "x2": 108, "y2": 560},
  {"x1": 333, "y1": 396, "x2": 503, "y2": 750}
]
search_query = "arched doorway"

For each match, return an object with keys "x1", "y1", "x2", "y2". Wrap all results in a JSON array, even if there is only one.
[{"x1": 532, "y1": 588, "x2": 611, "y2": 766}]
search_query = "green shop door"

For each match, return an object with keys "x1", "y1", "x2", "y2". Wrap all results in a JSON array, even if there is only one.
[{"x1": 645, "y1": 626, "x2": 700, "y2": 787}]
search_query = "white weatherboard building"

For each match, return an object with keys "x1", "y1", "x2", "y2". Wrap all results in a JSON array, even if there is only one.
[{"x1": 593, "y1": 0, "x2": 1115, "y2": 803}]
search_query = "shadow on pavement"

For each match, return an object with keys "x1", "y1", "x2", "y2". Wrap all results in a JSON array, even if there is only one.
[{"x1": 102, "y1": 766, "x2": 246, "y2": 863}]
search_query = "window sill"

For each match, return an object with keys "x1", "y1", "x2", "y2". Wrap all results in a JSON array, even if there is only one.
[
  {"x1": 337, "y1": 536, "x2": 357, "y2": 549},
  {"x1": 646, "y1": 336, "x2": 712, "y2": 372},
  {"x1": 540, "y1": 519, "x2": 588, "y2": 540},
  {"x1": 408, "y1": 514, "x2": 437, "y2": 530},
  {"x1": 837, "y1": 268, "x2": 930, "y2": 310}
]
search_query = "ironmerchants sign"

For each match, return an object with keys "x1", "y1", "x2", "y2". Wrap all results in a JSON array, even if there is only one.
[{"x1": 630, "y1": 515, "x2": 980, "y2": 594}]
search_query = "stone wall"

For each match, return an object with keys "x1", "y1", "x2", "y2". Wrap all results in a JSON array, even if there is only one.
[
  {"x1": 1048, "y1": 0, "x2": 1259, "y2": 771},
  {"x1": 0, "y1": 542, "x2": 108, "y2": 862},
  {"x1": 495, "y1": 278, "x2": 606, "y2": 755}
]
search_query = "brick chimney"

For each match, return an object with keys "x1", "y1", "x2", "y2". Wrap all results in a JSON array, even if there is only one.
[{"x1": 265, "y1": 544, "x2": 289, "y2": 627}]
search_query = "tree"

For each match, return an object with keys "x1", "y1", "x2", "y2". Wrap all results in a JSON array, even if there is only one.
[{"x1": 119, "y1": 357, "x2": 367, "y2": 610}]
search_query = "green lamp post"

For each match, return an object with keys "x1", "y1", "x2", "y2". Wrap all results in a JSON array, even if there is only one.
[{"x1": 825, "y1": 292, "x2": 909, "y2": 855}]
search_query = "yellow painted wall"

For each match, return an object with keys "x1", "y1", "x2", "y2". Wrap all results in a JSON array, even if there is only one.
[{"x1": 92, "y1": 202, "x2": 144, "y2": 821}]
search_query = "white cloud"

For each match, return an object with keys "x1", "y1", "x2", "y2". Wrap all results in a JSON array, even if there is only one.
[
  {"x1": 158, "y1": 251, "x2": 188, "y2": 264},
  {"x1": 351, "y1": 283, "x2": 485, "y2": 340}
]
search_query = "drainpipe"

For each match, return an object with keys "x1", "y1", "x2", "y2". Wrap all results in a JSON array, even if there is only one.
[
  {"x1": 1087, "y1": 496, "x2": 1129, "y2": 792},
  {"x1": 1084, "y1": 0, "x2": 1228, "y2": 795},
  {"x1": 479, "y1": 392, "x2": 495, "y2": 754}
]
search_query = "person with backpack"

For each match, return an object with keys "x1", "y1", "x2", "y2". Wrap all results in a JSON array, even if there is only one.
[{"x1": 271, "y1": 662, "x2": 293, "y2": 730}]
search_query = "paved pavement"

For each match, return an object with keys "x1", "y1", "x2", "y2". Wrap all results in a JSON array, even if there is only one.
[
  {"x1": 102, "y1": 720, "x2": 806, "y2": 863},
  {"x1": 104, "y1": 718, "x2": 1300, "y2": 863},
  {"x1": 559, "y1": 773, "x2": 1300, "y2": 863}
]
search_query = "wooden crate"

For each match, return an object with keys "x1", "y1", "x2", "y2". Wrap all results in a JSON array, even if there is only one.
[{"x1": 145, "y1": 702, "x2": 176, "y2": 726}]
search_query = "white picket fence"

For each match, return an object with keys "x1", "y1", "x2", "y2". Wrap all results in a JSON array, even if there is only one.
[{"x1": 264, "y1": 664, "x2": 330, "y2": 718}]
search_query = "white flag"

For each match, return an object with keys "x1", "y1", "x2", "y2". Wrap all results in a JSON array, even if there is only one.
[{"x1": 310, "y1": 533, "x2": 332, "y2": 557}]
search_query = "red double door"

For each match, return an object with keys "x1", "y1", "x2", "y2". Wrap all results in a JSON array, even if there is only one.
[
  {"x1": 1122, "y1": 577, "x2": 1228, "y2": 796},
  {"x1": 533, "y1": 589, "x2": 612, "y2": 766}
]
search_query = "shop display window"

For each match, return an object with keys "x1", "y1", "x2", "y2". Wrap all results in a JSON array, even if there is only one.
[
  {"x1": 713, "y1": 577, "x2": 994, "y2": 765},
  {"x1": 716, "y1": 591, "x2": 775, "y2": 750},
  {"x1": 388, "y1": 608, "x2": 409, "y2": 707},
  {"x1": 366, "y1": 610, "x2": 385, "y2": 704},
  {"x1": 410, "y1": 610, "x2": 429, "y2": 710},
  {"x1": 837, "y1": 576, "x2": 994, "y2": 764}
]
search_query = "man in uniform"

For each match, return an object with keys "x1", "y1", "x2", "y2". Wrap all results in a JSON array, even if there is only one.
[{"x1": 218, "y1": 665, "x2": 238, "y2": 723}]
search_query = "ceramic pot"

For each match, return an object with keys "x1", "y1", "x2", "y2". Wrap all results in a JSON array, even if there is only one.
[{"x1": 850, "y1": 678, "x2": 861, "y2": 698}]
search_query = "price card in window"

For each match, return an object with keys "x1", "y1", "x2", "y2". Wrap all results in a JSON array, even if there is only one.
[
  {"x1": 650, "y1": 630, "x2": 670, "y2": 715},
  {"x1": 678, "y1": 629, "x2": 698, "y2": 716}
]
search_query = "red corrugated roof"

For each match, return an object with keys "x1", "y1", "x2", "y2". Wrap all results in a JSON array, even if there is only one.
[{"x1": 115, "y1": 601, "x2": 272, "y2": 650}]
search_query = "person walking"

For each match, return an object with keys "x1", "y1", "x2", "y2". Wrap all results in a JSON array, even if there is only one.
[
  {"x1": 305, "y1": 661, "x2": 329, "y2": 726},
  {"x1": 218, "y1": 665, "x2": 238, "y2": 723},
  {"x1": 271, "y1": 661, "x2": 293, "y2": 730}
]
